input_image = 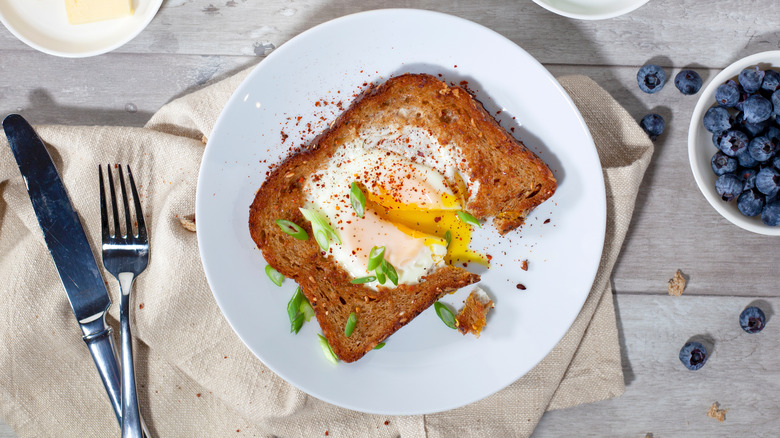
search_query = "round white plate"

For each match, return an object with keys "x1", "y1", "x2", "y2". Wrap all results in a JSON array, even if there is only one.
[
  {"x1": 197, "y1": 9, "x2": 606, "y2": 415},
  {"x1": 0, "y1": 0, "x2": 162, "y2": 57},
  {"x1": 533, "y1": 0, "x2": 648, "y2": 20}
]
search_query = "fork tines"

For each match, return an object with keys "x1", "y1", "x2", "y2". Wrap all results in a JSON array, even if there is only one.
[{"x1": 99, "y1": 164, "x2": 146, "y2": 241}]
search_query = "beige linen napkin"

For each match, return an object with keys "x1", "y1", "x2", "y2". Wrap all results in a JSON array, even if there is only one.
[{"x1": 0, "y1": 70, "x2": 652, "y2": 437}]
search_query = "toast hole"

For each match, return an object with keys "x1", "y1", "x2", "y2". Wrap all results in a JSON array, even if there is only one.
[{"x1": 439, "y1": 109, "x2": 452, "y2": 124}]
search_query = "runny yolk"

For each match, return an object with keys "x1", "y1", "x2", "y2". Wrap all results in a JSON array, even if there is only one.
[{"x1": 365, "y1": 188, "x2": 489, "y2": 266}]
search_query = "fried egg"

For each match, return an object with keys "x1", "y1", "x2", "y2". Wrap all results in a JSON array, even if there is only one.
[{"x1": 302, "y1": 125, "x2": 487, "y2": 288}]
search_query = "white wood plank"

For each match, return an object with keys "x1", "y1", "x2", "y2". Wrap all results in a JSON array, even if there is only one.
[
  {"x1": 534, "y1": 294, "x2": 780, "y2": 436},
  {"x1": 3, "y1": 0, "x2": 780, "y2": 68}
]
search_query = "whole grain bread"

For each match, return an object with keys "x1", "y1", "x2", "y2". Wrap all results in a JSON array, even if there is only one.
[{"x1": 249, "y1": 73, "x2": 556, "y2": 362}]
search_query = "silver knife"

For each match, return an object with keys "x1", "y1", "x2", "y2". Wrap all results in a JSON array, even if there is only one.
[{"x1": 3, "y1": 114, "x2": 124, "y2": 426}]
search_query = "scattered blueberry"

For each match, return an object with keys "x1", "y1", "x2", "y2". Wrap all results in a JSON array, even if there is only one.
[
  {"x1": 756, "y1": 166, "x2": 780, "y2": 196},
  {"x1": 737, "y1": 189, "x2": 765, "y2": 216},
  {"x1": 640, "y1": 113, "x2": 665, "y2": 140},
  {"x1": 748, "y1": 135, "x2": 776, "y2": 162},
  {"x1": 703, "y1": 107, "x2": 731, "y2": 133},
  {"x1": 762, "y1": 69, "x2": 780, "y2": 92},
  {"x1": 718, "y1": 129, "x2": 749, "y2": 157},
  {"x1": 711, "y1": 151, "x2": 738, "y2": 175},
  {"x1": 679, "y1": 341, "x2": 708, "y2": 371},
  {"x1": 637, "y1": 64, "x2": 667, "y2": 94},
  {"x1": 675, "y1": 69, "x2": 702, "y2": 95},
  {"x1": 715, "y1": 80, "x2": 742, "y2": 107},
  {"x1": 739, "y1": 306, "x2": 766, "y2": 333},
  {"x1": 739, "y1": 66, "x2": 765, "y2": 94},
  {"x1": 742, "y1": 94, "x2": 773, "y2": 123},
  {"x1": 762, "y1": 200, "x2": 780, "y2": 225},
  {"x1": 715, "y1": 173, "x2": 744, "y2": 201}
]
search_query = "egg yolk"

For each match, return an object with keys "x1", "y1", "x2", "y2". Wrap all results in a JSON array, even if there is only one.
[{"x1": 365, "y1": 186, "x2": 489, "y2": 267}]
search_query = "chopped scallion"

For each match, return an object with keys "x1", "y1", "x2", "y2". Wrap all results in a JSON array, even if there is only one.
[
  {"x1": 350, "y1": 182, "x2": 366, "y2": 218},
  {"x1": 382, "y1": 260, "x2": 398, "y2": 286},
  {"x1": 374, "y1": 342, "x2": 386, "y2": 350},
  {"x1": 434, "y1": 302, "x2": 457, "y2": 329},
  {"x1": 317, "y1": 334, "x2": 339, "y2": 364},
  {"x1": 350, "y1": 276, "x2": 377, "y2": 284},
  {"x1": 265, "y1": 265, "x2": 284, "y2": 287},
  {"x1": 274, "y1": 219, "x2": 309, "y2": 240},
  {"x1": 456, "y1": 210, "x2": 481, "y2": 228},
  {"x1": 367, "y1": 245, "x2": 386, "y2": 271},
  {"x1": 344, "y1": 312, "x2": 357, "y2": 337},
  {"x1": 299, "y1": 207, "x2": 341, "y2": 251}
]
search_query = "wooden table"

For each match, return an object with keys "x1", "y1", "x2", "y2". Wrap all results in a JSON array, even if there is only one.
[{"x1": 2, "y1": 1, "x2": 779, "y2": 436}]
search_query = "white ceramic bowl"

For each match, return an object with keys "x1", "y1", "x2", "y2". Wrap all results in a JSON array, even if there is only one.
[
  {"x1": 688, "y1": 50, "x2": 780, "y2": 235},
  {"x1": 532, "y1": 0, "x2": 648, "y2": 20}
]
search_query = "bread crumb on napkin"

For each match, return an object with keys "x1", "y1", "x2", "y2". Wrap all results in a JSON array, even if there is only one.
[
  {"x1": 668, "y1": 269, "x2": 686, "y2": 296},
  {"x1": 180, "y1": 214, "x2": 196, "y2": 232},
  {"x1": 707, "y1": 402, "x2": 728, "y2": 422}
]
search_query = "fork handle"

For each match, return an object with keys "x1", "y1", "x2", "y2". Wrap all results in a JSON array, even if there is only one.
[{"x1": 119, "y1": 272, "x2": 143, "y2": 438}]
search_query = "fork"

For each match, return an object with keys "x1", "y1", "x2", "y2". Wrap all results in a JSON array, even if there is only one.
[{"x1": 100, "y1": 164, "x2": 148, "y2": 438}]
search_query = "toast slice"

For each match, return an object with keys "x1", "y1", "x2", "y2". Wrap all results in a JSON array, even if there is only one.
[{"x1": 249, "y1": 73, "x2": 555, "y2": 362}]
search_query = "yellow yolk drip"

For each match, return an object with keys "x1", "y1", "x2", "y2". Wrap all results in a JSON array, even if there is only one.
[{"x1": 365, "y1": 189, "x2": 489, "y2": 267}]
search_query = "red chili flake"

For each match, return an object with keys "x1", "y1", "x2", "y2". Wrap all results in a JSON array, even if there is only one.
[
  {"x1": 138, "y1": 302, "x2": 145, "y2": 310},
  {"x1": 433, "y1": 216, "x2": 441, "y2": 223},
  {"x1": 516, "y1": 284, "x2": 526, "y2": 290},
  {"x1": 544, "y1": 218, "x2": 551, "y2": 224},
  {"x1": 486, "y1": 254, "x2": 493, "y2": 261},
  {"x1": 384, "y1": 420, "x2": 390, "y2": 426},
  {"x1": 196, "y1": 393, "x2": 201, "y2": 397},
  {"x1": 325, "y1": 431, "x2": 329, "y2": 436},
  {"x1": 521, "y1": 260, "x2": 528, "y2": 271},
  {"x1": 280, "y1": 131, "x2": 288, "y2": 143}
]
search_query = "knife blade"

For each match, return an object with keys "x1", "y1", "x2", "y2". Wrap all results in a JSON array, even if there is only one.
[{"x1": 3, "y1": 114, "x2": 123, "y2": 425}]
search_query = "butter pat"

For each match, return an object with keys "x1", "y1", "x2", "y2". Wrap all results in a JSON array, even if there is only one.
[{"x1": 65, "y1": 0, "x2": 134, "y2": 25}]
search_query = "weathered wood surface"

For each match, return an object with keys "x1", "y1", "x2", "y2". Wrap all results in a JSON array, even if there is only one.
[{"x1": 2, "y1": 0, "x2": 780, "y2": 436}]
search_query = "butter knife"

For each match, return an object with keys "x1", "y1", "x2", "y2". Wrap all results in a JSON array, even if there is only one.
[{"x1": 3, "y1": 114, "x2": 124, "y2": 427}]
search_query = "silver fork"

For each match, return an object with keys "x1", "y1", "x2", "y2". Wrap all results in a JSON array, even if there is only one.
[{"x1": 100, "y1": 164, "x2": 148, "y2": 438}]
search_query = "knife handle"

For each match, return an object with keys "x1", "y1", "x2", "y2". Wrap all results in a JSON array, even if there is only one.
[{"x1": 81, "y1": 315, "x2": 122, "y2": 425}]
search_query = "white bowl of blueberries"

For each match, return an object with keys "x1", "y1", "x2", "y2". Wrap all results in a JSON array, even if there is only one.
[{"x1": 689, "y1": 51, "x2": 780, "y2": 235}]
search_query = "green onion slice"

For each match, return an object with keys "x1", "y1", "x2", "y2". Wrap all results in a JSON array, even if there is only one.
[
  {"x1": 382, "y1": 260, "x2": 398, "y2": 286},
  {"x1": 375, "y1": 262, "x2": 387, "y2": 285},
  {"x1": 367, "y1": 245, "x2": 386, "y2": 271},
  {"x1": 291, "y1": 313, "x2": 304, "y2": 334},
  {"x1": 299, "y1": 207, "x2": 341, "y2": 251},
  {"x1": 434, "y1": 302, "x2": 457, "y2": 329},
  {"x1": 274, "y1": 219, "x2": 309, "y2": 240},
  {"x1": 299, "y1": 297, "x2": 314, "y2": 322},
  {"x1": 374, "y1": 342, "x2": 386, "y2": 350},
  {"x1": 456, "y1": 210, "x2": 481, "y2": 228},
  {"x1": 317, "y1": 334, "x2": 339, "y2": 364},
  {"x1": 350, "y1": 182, "x2": 366, "y2": 218},
  {"x1": 350, "y1": 276, "x2": 377, "y2": 284},
  {"x1": 444, "y1": 230, "x2": 452, "y2": 248},
  {"x1": 265, "y1": 265, "x2": 284, "y2": 287},
  {"x1": 344, "y1": 312, "x2": 357, "y2": 337},
  {"x1": 287, "y1": 287, "x2": 303, "y2": 324}
]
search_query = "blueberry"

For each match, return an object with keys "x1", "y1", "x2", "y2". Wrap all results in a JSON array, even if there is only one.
[
  {"x1": 772, "y1": 90, "x2": 780, "y2": 116},
  {"x1": 679, "y1": 341, "x2": 708, "y2": 370},
  {"x1": 715, "y1": 80, "x2": 742, "y2": 107},
  {"x1": 718, "y1": 129, "x2": 749, "y2": 157},
  {"x1": 674, "y1": 69, "x2": 702, "y2": 95},
  {"x1": 737, "y1": 167, "x2": 758, "y2": 190},
  {"x1": 764, "y1": 125, "x2": 780, "y2": 143},
  {"x1": 711, "y1": 151, "x2": 738, "y2": 175},
  {"x1": 740, "y1": 306, "x2": 766, "y2": 333},
  {"x1": 748, "y1": 135, "x2": 776, "y2": 162},
  {"x1": 640, "y1": 113, "x2": 665, "y2": 140},
  {"x1": 703, "y1": 107, "x2": 731, "y2": 133},
  {"x1": 734, "y1": 111, "x2": 768, "y2": 136},
  {"x1": 737, "y1": 189, "x2": 765, "y2": 216},
  {"x1": 742, "y1": 94, "x2": 773, "y2": 124},
  {"x1": 762, "y1": 200, "x2": 780, "y2": 225},
  {"x1": 737, "y1": 148, "x2": 760, "y2": 168},
  {"x1": 762, "y1": 69, "x2": 780, "y2": 92},
  {"x1": 774, "y1": 154, "x2": 780, "y2": 170},
  {"x1": 739, "y1": 66, "x2": 765, "y2": 94},
  {"x1": 712, "y1": 131, "x2": 727, "y2": 148},
  {"x1": 756, "y1": 166, "x2": 780, "y2": 196},
  {"x1": 715, "y1": 173, "x2": 744, "y2": 201},
  {"x1": 637, "y1": 64, "x2": 667, "y2": 94}
]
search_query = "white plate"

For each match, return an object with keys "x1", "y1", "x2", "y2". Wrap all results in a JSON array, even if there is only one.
[
  {"x1": 0, "y1": 0, "x2": 162, "y2": 57},
  {"x1": 197, "y1": 9, "x2": 606, "y2": 415},
  {"x1": 688, "y1": 51, "x2": 780, "y2": 235},
  {"x1": 533, "y1": 0, "x2": 649, "y2": 20}
]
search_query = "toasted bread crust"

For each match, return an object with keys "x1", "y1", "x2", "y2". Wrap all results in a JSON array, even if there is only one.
[{"x1": 249, "y1": 73, "x2": 555, "y2": 362}]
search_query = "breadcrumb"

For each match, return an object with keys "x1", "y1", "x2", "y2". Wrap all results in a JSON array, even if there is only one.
[
  {"x1": 668, "y1": 269, "x2": 686, "y2": 296},
  {"x1": 707, "y1": 402, "x2": 728, "y2": 422},
  {"x1": 180, "y1": 214, "x2": 197, "y2": 232}
]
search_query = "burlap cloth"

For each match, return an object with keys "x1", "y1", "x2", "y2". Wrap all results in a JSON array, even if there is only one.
[{"x1": 0, "y1": 70, "x2": 652, "y2": 437}]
